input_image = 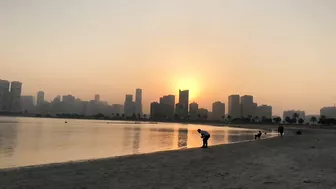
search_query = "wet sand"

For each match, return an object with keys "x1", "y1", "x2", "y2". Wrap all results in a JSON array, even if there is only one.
[{"x1": 1, "y1": 128, "x2": 336, "y2": 189}]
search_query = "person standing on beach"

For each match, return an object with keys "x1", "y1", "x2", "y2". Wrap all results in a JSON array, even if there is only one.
[
  {"x1": 197, "y1": 129, "x2": 211, "y2": 148},
  {"x1": 278, "y1": 124, "x2": 284, "y2": 137}
]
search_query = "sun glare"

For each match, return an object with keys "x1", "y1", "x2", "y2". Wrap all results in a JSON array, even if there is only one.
[{"x1": 176, "y1": 78, "x2": 200, "y2": 100}]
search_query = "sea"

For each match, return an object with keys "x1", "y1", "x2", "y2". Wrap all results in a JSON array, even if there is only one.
[{"x1": 0, "y1": 116, "x2": 277, "y2": 169}]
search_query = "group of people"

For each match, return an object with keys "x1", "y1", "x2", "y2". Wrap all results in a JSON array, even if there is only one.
[{"x1": 197, "y1": 124, "x2": 285, "y2": 148}]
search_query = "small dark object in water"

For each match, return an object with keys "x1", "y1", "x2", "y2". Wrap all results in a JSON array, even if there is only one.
[
  {"x1": 296, "y1": 130, "x2": 302, "y2": 135},
  {"x1": 65, "y1": 121, "x2": 67, "y2": 123},
  {"x1": 255, "y1": 131, "x2": 262, "y2": 140},
  {"x1": 264, "y1": 132, "x2": 267, "y2": 135}
]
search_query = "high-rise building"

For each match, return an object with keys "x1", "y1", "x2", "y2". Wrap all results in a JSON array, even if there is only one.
[
  {"x1": 135, "y1": 88, "x2": 142, "y2": 115},
  {"x1": 189, "y1": 102, "x2": 199, "y2": 120},
  {"x1": 94, "y1": 94, "x2": 100, "y2": 102},
  {"x1": 21, "y1": 95, "x2": 35, "y2": 112},
  {"x1": 150, "y1": 102, "x2": 161, "y2": 120},
  {"x1": 176, "y1": 90, "x2": 189, "y2": 118},
  {"x1": 10, "y1": 81, "x2": 22, "y2": 112},
  {"x1": 240, "y1": 95, "x2": 254, "y2": 118},
  {"x1": 228, "y1": 95, "x2": 240, "y2": 118},
  {"x1": 0, "y1": 79, "x2": 10, "y2": 111},
  {"x1": 37, "y1": 91, "x2": 45, "y2": 106},
  {"x1": 159, "y1": 95, "x2": 175, "y2": 120},
  {"x1": 257, "y1": 105, "x2": 272, "y2": 119},
  {"x1": 320, "y1": 106, "x2": 336, "y2": 119},
  {"x1": 124, "y1": 94, "x2": 135, "y2": 117},
  {"x1": 212, "y1": 101, "x2": 225, "y2": 121}
]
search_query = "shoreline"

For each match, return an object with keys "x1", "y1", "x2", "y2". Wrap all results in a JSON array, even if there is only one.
[
  {"x1": 2, "y1": 129, "x2": 336, "y2": 188},
  {"x1": 0, "y1": 130, "x2": 277, "y2": 171}
]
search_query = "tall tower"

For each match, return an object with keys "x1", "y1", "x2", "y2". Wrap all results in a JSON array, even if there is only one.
[
  {"x1": 10, "y1": 81, "x2": 22, "y2": 112},
  {"x1": 37, "y1": 91, "x2": 45, "y2": 106},
  {"x1": 240, "y1": 95, "x2": 254, "y2": 118},
  {"x1": 176, "y1": 90, "x2": 189, "y2": 118},
  {"x1": 212, "y1": 101, "x2": 225, "y2": 121},
  {"x1": 0, "y1": 79, "x2": 10, "y2": 111},
  {"x1": 228, "y1": 95, "x2": 241, "y2": 119},
  {"x1": 135, "y1": 88, "x2": 142, "y2": 115},
  {"x1": 124, "y1": 94, "x2": 134, "y2": 117}
]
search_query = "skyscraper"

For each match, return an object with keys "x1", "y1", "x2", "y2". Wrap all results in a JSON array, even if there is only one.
[
  {"x1": 10, "y1": 81, "x2": 22, "y2": 112},
  {"x1": 124, "y1": 94, "x2": 135, "y2": 117},
  {"x1": 176, "y1": 90, "x2": 189, "y2": 118},
  {"x1": 159, "y1": 95, "x2": 175, "y2": 120},
  {"x1": 228, "y1": 95, "x2": 240, "y2": 118},
  {"x1": 135, "y1": 88, "x2": 142, "y2": 115},
  {"x1": 212, "y1": 101, "x2": 225, "y2": 121},
  {"x1": 37, "y1": 91, "x2": 45, "y2": 106},
  {"x1": 240, "y1": 95, "x2": 254, "y2": 118},
  {"x1": 0, "y1": 79, "x2": 10, "y2": 111},
  {"x1": 320, "y1": 106, "x2": 336, "y2": 119},
  {"x1": 189, "y1": 102, "x2": 199, "y2": 120}
]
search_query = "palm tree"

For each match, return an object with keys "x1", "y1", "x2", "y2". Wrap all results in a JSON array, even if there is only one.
[
  {"x1": 285, "y1": 116, "x2": 292, "y2": 124},
  {"x1": 121, "y1": 113, "x2": 125, "y2": 120},
  {"x1": 273, "y1": 117, "x2": 282, "y2": 124},
  {"x1": 298, "y1": 118, "x2": 304, "y2": 124},
  {"x1": 198, "y1": 114, "x2": 201, "y2": 120},
  {"x1": 221, "y1": 115, "x2": 225, "y2": 121},
  {"x1": 310, "y1": 116, "x2": 317, "y2": 125},
  {"x1": 143, "y1": 114, "x2": 147, "y2": 120},
  {"x1": 292, "y1": 113, "x2": 299, "y2": 124}
]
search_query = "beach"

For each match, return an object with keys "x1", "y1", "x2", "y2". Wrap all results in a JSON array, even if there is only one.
[{"x1": 1, "y1": 127, "x2": 336, "y2": 189}]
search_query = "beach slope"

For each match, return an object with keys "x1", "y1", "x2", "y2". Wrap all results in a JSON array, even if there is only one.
[{"x1": 1, "y1": 131, "x2": 336, "y2": 189}]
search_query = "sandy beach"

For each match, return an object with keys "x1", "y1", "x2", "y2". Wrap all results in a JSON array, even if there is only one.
[{"x1": 1, "y1": 127, "x2": 336, "y2": 189}]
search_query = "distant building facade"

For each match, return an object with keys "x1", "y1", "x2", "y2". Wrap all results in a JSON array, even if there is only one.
[
  {"x1": 135, "y1": 88, "x2": 142, "y2": 115},
  {"x1": 159, "y1": 95, "x2": 175, "y2": 120},
  {"x1": 240, "y1": 95, "x2": 254, "y2": 118},
  {"x1": 176, "y1": 90, "x2": 189, "y2": 118},
  {"x1": 320, "y1": 106, "x2": 336, "y2": 119},
  {"x1": 228, "y1": 95, "x2": 240, "y2": 118},
  {"x1": 21, "y1": 95, "x2": 35, "y2": 112},
  {"x1": 37, "y1": 91, "x2": 45, "y2": 106},
  {"x1": 10, "y1": 81, "x2": 22, "y2": 112},
  {"x1": 212, "y1": 101, "x2": 225, "y2": 121},
  {"x1": 0, "y1": 79, "x2": 10, "y2": 111},
  {"x1": 124, "y1": 94, "x2": 135, "y2": 117},
  {"x1": 189, "y1": 102, "x2": 199, "y2": 120},
  {"x1": 257, "y1": 105, "x2": 272, "y2": 119}
]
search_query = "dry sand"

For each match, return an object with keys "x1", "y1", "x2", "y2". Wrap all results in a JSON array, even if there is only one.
[{"x1": 1, "y1": 128, "x2": 336, "y2": 189}]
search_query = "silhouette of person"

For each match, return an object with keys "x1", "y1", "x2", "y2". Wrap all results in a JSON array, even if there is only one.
[
  {"x1": 197, "y1": 129, "x2": 210, "y2": 148},
  {"x1": 278, "y1": 124, "x2": 284, "y2": 137}
]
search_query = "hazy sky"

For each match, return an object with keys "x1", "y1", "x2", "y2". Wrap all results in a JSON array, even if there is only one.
[{"x1": 1, "y1": 0, "x2": 335, "y2": 115}]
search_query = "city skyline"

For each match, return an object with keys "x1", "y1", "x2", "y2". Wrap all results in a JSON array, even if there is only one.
[
  {"x1": 2, "y1": 78, "x2": 336, "y2": 116},
  {"x1": 1, "y1": 1, "x2": 336, "y2": 115}
]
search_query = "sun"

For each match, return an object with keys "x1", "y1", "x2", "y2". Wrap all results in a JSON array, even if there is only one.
[{"x1": 176, "y1": 78, "x2": 200, "y2": 101}]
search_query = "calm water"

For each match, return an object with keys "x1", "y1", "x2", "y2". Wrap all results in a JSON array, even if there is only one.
[{"x1": 0, "y1": 116, "x2": 277, "y2": 169}]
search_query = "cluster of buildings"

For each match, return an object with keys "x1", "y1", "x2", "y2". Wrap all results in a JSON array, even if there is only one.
[
  {"x1": 228, "y1": 95, "x2": 272, "y2": 119},
  {"x1": 2, "y1": 78, "x2": 336, "y2": 121},
  {"x1": 124, "y1": 89, "x2": 143, "y2": 117},
  {"x1": 150, "y1": 91, "x2": 272, "y2": 121}
]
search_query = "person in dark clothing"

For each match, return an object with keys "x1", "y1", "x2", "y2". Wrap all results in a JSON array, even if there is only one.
[
  {"x1": 278, "y1": 124, "x2": 284, "y2": 137},
  {"x1": 197, "y1": 129, "x2": 211, "y2": 148}
]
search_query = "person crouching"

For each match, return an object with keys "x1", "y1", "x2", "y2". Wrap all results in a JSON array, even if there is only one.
[{"x1": 197, "y1": 129, "x2": 211, "y2": 148}]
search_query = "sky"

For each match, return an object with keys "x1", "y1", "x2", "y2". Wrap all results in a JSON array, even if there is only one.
[{"x1": 0, "y1": 0, "x2": 335, "y2": 115}]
